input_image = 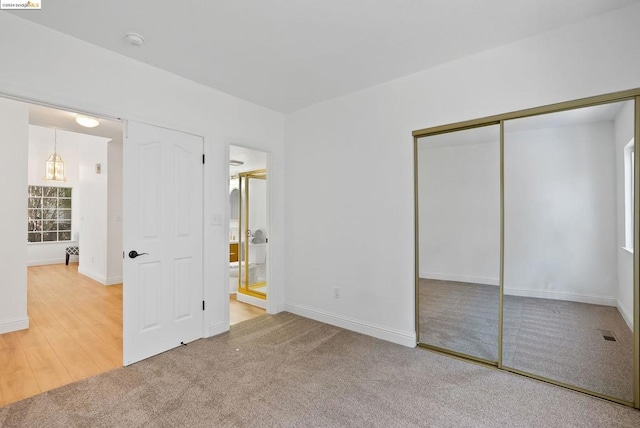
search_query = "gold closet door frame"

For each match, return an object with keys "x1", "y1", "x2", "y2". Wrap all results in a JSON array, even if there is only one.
[{"x1": 413, "y1": 87, "x2": 640, "y2": 408}]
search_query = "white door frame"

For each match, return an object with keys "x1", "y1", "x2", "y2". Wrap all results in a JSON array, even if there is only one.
[{"x1": 227, "y1": 141, "x2": 274, "y2": 315}]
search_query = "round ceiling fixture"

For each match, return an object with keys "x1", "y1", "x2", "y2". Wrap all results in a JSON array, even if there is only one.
[
  {"x1": 76, "y1": 115, "x2": 99, "y2": 128},
  {"x1": 230, "y1": 160, "x2": 244, "y2": 166},
  {"x1": 125, "y1": 32, "x2": 145, "y2": 47}
]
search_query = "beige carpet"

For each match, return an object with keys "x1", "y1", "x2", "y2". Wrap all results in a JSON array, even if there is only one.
[
  {"x1": 1, "y1": 312, "x2": 640, "y2": 427},
  {"x1": 419, "y1": 279, "x2": 634, "y2": 402}
]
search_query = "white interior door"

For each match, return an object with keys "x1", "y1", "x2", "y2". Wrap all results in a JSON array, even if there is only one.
[{"x1": 123, "y1": 121, "x2": 203, "y2": 365}]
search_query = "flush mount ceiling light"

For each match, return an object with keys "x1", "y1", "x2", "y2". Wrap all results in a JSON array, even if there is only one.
[
  {"x1": 230, "y1": 160, "x2": 244, "y2": 166},
  {"x1": 75, "y1": 115, "x2": 99, "y2": 128},
  {"x1": 44, "y1": 129, "x2": 66, "y2": 182},
  {"x1": 125, "y1": 32, "x2": 145, "y2": 47}
]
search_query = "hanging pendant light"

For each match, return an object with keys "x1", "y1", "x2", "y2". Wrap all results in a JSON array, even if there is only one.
[{"x1": 44, "y1": 129, "x2": 66, "y2": 182}]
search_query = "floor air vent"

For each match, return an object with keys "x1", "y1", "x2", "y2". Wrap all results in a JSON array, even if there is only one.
[{"x1": 599, "y1": 330, "x2": 617, "y2": 342}]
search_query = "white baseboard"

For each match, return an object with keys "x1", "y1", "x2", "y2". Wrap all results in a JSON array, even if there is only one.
[
  {"x1": 208, "y1": 321, "x2": 228, "y2": 338},
  {"x1": 28, "y1": 258, "x2": 67, "y2": 266},
  {"x1": 275, "y1": 303, "x2": 287, "y2": 313},
  {"x1": 420, "y1": 272, "x2": 499, "y2": 286},
  {"x1": 106, "y1": 276, "x2": 123, "y2": 285},
  {"x1": 236, "y1": 293, "x2": 267, "y2": 309},
  {"x1": 78, "y1": 267, "x2": 107, "y2": 285},
  {"x1": 504, "y1": 288, "x2": 617, "y2": 307},
  {"x1": 284, "y1": 303, "x2": 416, "y2": 348},
  {"x1": 0, "y1": 316, "x2": 29, "y2": 334},
  {"x1": 617, "y1": 300, "x2": 634, "y2": 331}
]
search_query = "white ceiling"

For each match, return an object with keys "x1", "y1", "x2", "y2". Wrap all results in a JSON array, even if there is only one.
[{"x1": 8, "y1": 0, "x2": 640, "y2": 113}]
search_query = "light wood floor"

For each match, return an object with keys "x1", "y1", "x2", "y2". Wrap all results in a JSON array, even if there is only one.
[
  {"x1": 0, "y1": 263, "x2": 122, "y2": 407},
  {"x1": 0, "y1": 265, "x2": 266, "y2": 407},
  {"x1": 230, "y1": 294, "x2": 266, "y2": 325}
]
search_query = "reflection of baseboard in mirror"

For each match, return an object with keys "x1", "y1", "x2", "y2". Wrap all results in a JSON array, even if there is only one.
[
  {"x1": 420, "y1": 272, "x2": 499, "y2": 286},
  {"x1": 414, "y1": 87, "x2": 640, "y2": 408},
  {"x1": 502, "y1": 288, "x2": 616, "y2": 306}
]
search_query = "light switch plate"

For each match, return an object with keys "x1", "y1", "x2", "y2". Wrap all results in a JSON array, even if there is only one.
[{"x1": 211, "y1": 213, "x2": 223, "y2": 226}]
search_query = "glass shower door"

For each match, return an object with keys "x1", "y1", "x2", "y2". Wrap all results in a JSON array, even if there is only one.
[{"x1": 238, "y1": 170, "x2": 267, "y2": 299}]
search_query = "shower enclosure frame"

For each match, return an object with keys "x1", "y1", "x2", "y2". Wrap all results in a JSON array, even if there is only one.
[{"x1": 236, "y1": 168, "x2": 267, "y2": 300}]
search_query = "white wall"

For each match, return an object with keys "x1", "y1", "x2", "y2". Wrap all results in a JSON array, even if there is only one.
[
  {"x1": 0, "y1": 97, "x2": 28, "y2": 334},
  {"x1": 614, "y1": 101, "x2": 635, "y2": 328},
  {"x1": 107, "y1": 138, "x2": 123, "y2": 285},
  {"x1": 0, "y1": 12, "x2": 285, "y2": 337},
  {"x1": 78, "y1": 135, "x2": 110, "y2": 284},
  {"x1": 283, "y1": 4, "x2": 640, "y2": 346},
  {"x1": 503, "y1": 122, "x2": 618, "y2": 305},
  {"x1": 27, "y1": 126, "x2": 81, "y2": 265},
  {"x1": 418, "y1": 140, "x2": 500, "y2": 284}
]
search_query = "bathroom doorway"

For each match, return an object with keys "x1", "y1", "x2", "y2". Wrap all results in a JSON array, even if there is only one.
[{"x1": 229, "y1": 145, "x2": 269, "y2": 322}]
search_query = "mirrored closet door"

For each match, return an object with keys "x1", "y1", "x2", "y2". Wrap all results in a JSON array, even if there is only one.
[
  {"x1": 502, "y1": 100, "x2": 635, "y2": 403},
  {"x1": 415, "y1": 88, "x2": 639, "y2": 407},
  {"x1": 416, "y1": 124, "x2": 501, "y2": 363}
]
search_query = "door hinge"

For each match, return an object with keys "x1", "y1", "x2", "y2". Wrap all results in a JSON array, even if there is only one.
[
  {"x1": 122, "y1": 251, "x2": 124, "y2": 259},
  {"x1": 202, "y1": 300, "x2": 205, "y2": 311},
  {"x1": 202, "y1": 154, "x2": 205, "y2": 164}
]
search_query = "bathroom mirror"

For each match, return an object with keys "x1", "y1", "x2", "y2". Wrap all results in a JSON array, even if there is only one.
[
  {"x1": 502, "y1": 100, "x2": 635, "y2": 402},
  {"x1": 230, "y1": 188, "x2": 240, "y2": 220},
  {"x1": 416, "y1": 124, "x2": 501, "y2": 363}
]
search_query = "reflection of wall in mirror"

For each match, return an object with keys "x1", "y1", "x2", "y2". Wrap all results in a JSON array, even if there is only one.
[
  {"x1": 418, "y1": 139, "x2": 500, "y2": 285},
  {"x1": 503, "y1": 121, "x2": 617, "y2": 307}
]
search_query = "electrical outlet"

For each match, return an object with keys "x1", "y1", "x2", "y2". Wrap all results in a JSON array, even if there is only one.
[{"x1": 333, "y1": 287, "x2": 340, "y2": 299}]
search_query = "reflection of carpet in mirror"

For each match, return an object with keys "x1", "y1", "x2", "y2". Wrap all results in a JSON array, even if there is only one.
[
  {"x1": 418, "y1": 279, "x2": 499, "y2": 362},
  {"x1": 419, "y1": 279, "x2": 633, "y2": 402}
]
